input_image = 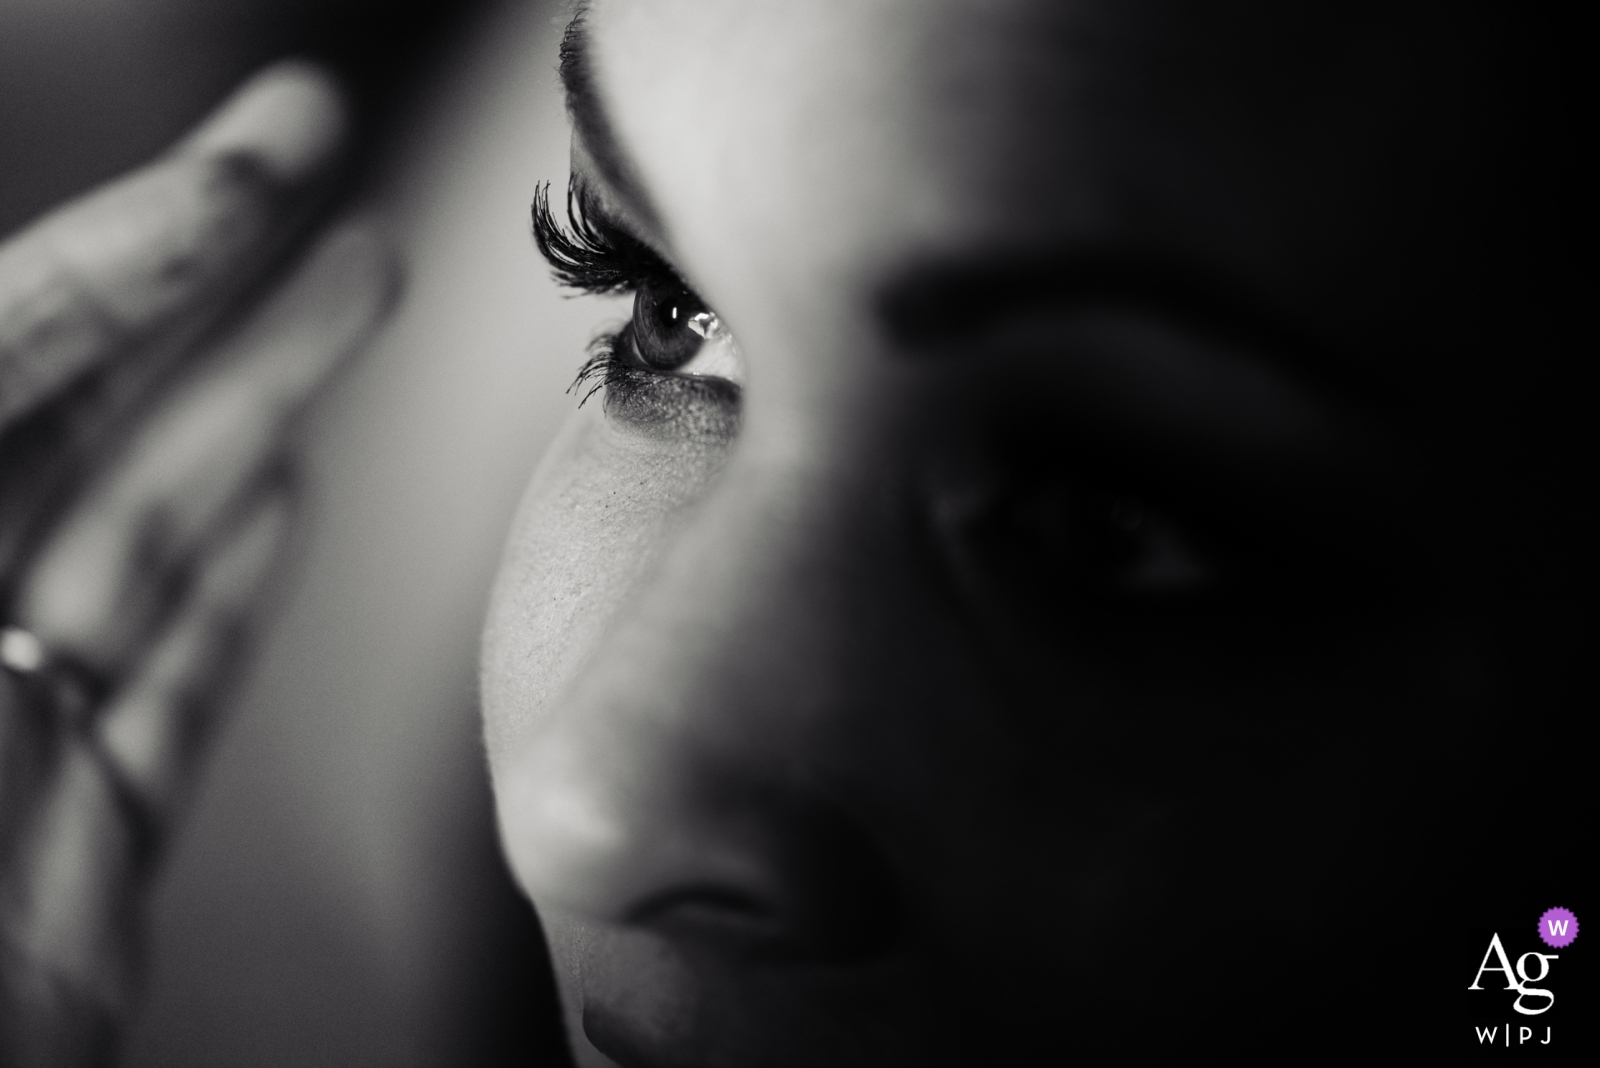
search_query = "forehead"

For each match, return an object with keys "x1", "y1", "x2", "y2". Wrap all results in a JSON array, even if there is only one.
[
  {"x1": 583, "y1": 0, "x2": 1474, "y2": 361},
  {"x1": 588, "y1": 0, "x2": 1161, "y2": 298},
  {"x1": 593, "y1": 0, "x2": 1110, "y2": 233}
]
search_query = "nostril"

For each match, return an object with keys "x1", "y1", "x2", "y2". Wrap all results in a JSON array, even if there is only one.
[
  {"x1": 627, "y1": 886, "x2": 785, "y2": 950},
  {"x1": 620, "y1": 804, "x2": 905, "y2": 963},
  {"x1": 504, "y1": 741, "x2": 905, "y2": 962}
]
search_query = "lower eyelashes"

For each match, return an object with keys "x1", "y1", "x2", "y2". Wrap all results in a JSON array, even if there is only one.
[
  {"x1": 534, "y1": 177, "x2": 745, "y2": 436},
  {"x1": 571, "y1": 328, "x2": 742, "y2": 445}
]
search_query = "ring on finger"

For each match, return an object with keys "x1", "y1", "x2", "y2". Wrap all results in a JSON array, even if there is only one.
[{"x1": 1, "y1": 624, "x2": 110, "y2": 729}]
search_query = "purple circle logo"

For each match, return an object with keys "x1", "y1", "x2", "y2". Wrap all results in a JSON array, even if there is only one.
[{"x1": 1538, "y1": 907, "x2": 1578, "y2": 949}]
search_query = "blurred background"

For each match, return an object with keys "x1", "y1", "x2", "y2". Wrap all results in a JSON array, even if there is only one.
[{"x1": 2, "y1": 1, "x2": 599, "y2": 1063}]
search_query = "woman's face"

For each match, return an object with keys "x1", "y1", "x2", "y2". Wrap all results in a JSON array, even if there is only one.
[{"x1": 482, "y1": 1, "x2": 1488, "y2": 1064}]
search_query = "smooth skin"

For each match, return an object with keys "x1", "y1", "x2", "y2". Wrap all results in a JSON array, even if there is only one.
[{"x1": 484, "y1": 2, "x2": 1518, "y2": 1066}]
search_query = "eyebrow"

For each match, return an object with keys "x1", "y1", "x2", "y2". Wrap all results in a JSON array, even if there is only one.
[
  {"x1": 880, "y1": 252, "x2": 1362, "y2": 464},
  {"x1": 876, "y1": 252, "x2": 1320, "y2": 365},
  {"x1": 558, "y1": 9, "x2": 664, "y2": 239},
  {"x1": 556, "y1": 11, "x2": 1326, "y2": 406}
]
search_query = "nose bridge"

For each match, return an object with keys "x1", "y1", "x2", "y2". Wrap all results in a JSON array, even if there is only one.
[{"x1": 502, "y1": 442, "x2": 918, "y2": 954}]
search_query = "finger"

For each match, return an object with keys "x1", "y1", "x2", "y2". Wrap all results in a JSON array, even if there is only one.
[
  {"x1": 0, "y1": 738, "x2": 140, "y2": 1021},
  {"x1": 92, "y1": 487, "x2": 292, "y2": 828},
  {"x1": 0, "y1": 60, "x2": 347, "y2": 430},
  {"x1": 0, "y1": 489, "x2": 292, "y2": 1040},
  {"x1": 13, "y1": 221, "x2": 395, "y2": 671}
]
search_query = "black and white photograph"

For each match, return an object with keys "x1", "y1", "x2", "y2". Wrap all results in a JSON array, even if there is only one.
[{"x1": 0, "y1": 1, "x2": 1586, "y2": 1064}]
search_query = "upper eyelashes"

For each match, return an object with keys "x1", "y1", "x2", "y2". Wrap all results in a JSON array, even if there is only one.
[
  {"x1": 533, "y1": 177, "x2": 747, "y2": 403},
  {"x1": 531, "y1": 178, "x2": 673, "y2": 296}
]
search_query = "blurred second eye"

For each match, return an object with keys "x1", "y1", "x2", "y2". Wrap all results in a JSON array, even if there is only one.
[{"x1": 977, "y1": 479, "x2": 1213, "y2": 601}]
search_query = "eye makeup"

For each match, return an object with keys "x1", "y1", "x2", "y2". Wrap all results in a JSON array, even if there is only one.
[
  {"x1": 533, "y1": 178, "x2": 743, "y2": 438},
  {"x1": 532, "y1": 177, "x2": 669, "y2": 297}
]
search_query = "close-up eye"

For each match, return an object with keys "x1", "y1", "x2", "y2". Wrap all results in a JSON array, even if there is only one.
[{"x1": 531, "y1": 179, "x2": 745, "y2": 405}]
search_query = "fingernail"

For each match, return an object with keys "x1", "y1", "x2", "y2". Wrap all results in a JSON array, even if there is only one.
[{"x1": 183, "y1": 60, "x2": 349, "y2": 185}]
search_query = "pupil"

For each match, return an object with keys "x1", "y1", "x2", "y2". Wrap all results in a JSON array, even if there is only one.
[{"x1": 633, "y1": 280, "x2": 709, "y2": 371}]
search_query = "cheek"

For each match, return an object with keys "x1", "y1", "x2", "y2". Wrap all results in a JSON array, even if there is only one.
[
  {"x1": 479, "y1": 403, "x2": 730, "y2": 775},
  {"x1": 479, "y1": 404, "x2": 733, "y2": 1063}
]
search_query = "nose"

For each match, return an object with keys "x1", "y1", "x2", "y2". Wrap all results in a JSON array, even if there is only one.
[
  {"x1": 500, "y1": 740, "x2": 899, "y2": 959},
  {"x1": 495, "y1": 459, "x2": 912, "y2": 961}
]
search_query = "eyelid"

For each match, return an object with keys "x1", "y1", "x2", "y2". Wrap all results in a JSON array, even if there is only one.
[
  {"x1": 535, "y1": 175, "x2": 739, "y2": 343},
  {"x1": 968, "y1": 308, "x2": 1347, "y2": 465},
  {"x1": 574, "y1": 179, "x2": 680, "y2": 284}
]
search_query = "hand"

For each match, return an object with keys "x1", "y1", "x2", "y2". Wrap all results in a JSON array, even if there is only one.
[{"x1": 0, "y1": 62, "x2": 397, "y2": 1066}]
